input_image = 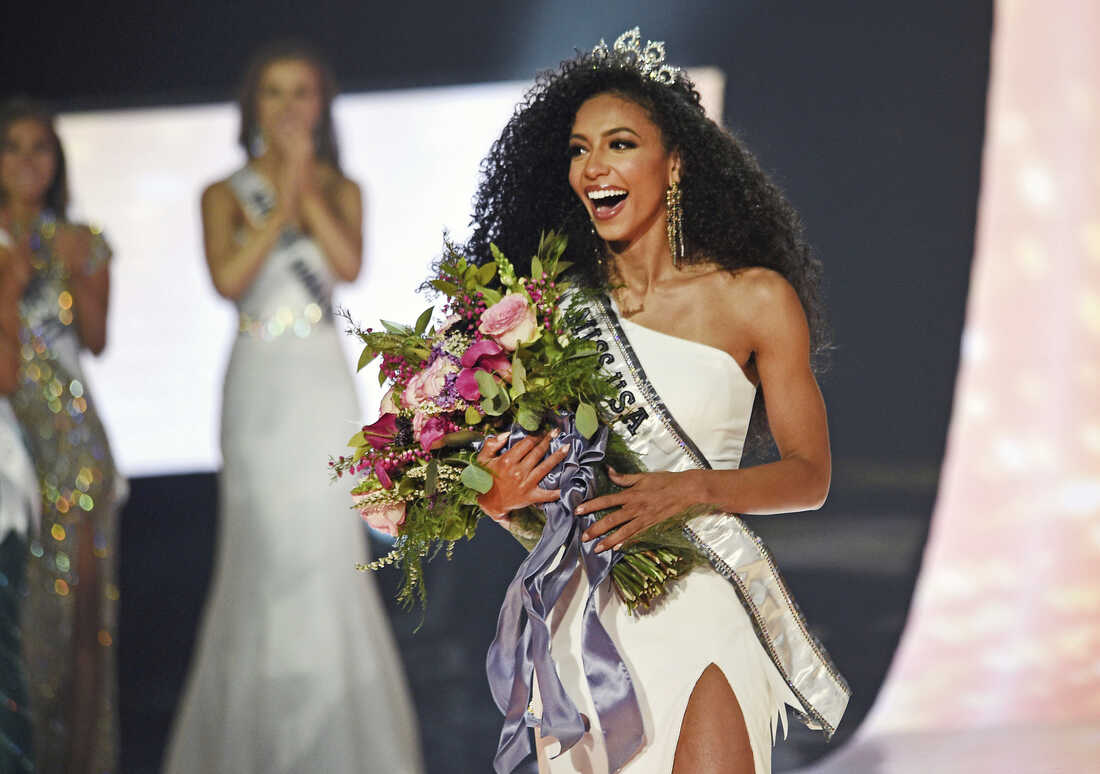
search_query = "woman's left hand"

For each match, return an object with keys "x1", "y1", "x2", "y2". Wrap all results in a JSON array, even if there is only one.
[
  {"x1": 53, "y1": 224, "x2": 92, "y2": 274},
  {"x1": 574, "y1": 468, "x2": 699, "y2": 553}
]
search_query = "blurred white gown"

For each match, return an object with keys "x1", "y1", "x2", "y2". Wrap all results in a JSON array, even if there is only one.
[{"x1": 163, "y1": 167, "x2": 423, "y2": 773}]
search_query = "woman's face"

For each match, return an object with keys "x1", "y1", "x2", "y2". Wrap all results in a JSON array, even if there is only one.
[
  {"x1": 255, "y1": 58, "x2": 324, "y2": 138},
  {"x1": 568, "y1": 93, "x2": 678, "y2": 247},
  {"x1": 0, "y1": 118, "x2": 57, "y2": 206}
]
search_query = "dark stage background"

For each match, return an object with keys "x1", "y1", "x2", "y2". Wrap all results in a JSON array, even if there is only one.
[{"x1": 4, "y1": 1, "x2": 993, "y2": 771}]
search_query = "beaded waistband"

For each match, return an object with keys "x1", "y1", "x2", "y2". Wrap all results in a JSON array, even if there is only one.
[{"x1": 238, "y1": 303, "x2": 329, "y2": 341}]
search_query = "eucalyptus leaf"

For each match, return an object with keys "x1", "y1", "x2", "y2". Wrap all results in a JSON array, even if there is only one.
[
  {"x1": 576, "y1": 401, "x2": 599, "y2": 439},
  {"x1": 516, "y1": 407, "x2": 541, "y2": 432},
  {"x1": 414, "y1": 306, "x2": 434, "y2": 335},
  {"x1": 378, "y1": 369, "x2": 388, "y2": 386},
  {"x1": 531, "y1": 255, "x2": 543, "y2": 280},
  {"x1": 481, "y1": 390, "x2": 511, "y2": 416},
  {"x1": 460, "y1": 463, "x2": 494, "y2": 494},
  {"x1": 347, "y1": 430, "x2": 365, "y2": 448},
  {"x1": 475, "y1": 370, "x2": 500, "y2": 398},
  {"x1": 465, "y1": 406, "x2": 483, "y2": 425},
  {"x1": 480, "y1": 287, "x2": 502, "y2": 305}
]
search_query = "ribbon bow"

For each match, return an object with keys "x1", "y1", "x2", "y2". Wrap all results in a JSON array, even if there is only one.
[{"x1": 486, "y1": 414, "x2": 644, "y2": 773}]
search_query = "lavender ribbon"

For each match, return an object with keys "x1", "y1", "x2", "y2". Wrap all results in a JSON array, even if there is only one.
[{"x1": 486, "y1": 414, "x2": 644, "y2": 774}]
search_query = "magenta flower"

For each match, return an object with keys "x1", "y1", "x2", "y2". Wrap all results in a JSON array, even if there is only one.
[
  {"x1": 417, "y1": 415, "x2": 450, "y2": 452},
  {"x1": 461, "y1": 339, "x2": 503, "y2": 367},
  {"x1": 374, "y1": 460, "x2": 394, "y2": 490},
  {"x1": 363, "y1": 413, "x2": 399, "y2": 449},
  {"x1": 457, "y1": 340, "x2": 513, "y2": 401}
]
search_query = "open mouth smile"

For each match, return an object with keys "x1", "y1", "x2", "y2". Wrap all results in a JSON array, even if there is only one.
[{"x1": 587, "y1": 187, "x2": 629, "y2": 220}]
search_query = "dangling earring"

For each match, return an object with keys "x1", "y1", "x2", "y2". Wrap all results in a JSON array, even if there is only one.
[
  {"x1": 250, "y1": 128, "x2": 268, "y2": 157},
  {"x1": 666, "y1": 182, "x2": 684, "y2": 267},
  {"x1": 588, "y1": 220, "x2": 606, "y2": 270}
]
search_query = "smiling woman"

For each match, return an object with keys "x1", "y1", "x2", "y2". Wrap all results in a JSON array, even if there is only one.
[
  {"x1": 568, "y1": 95, "x2": 677, "y2": 238},
  {"x1": 464, "y1": 30, "x2": 847, "y2": 774}
]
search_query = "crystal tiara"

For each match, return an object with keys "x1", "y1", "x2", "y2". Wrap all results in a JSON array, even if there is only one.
[{"x1": 591, "y1": 27, "x2": 683, "y2": 86}]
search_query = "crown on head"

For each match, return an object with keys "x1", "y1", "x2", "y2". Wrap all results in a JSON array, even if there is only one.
[{"x1": 591, "y1": 27, "x2": 682, "y2": 86}]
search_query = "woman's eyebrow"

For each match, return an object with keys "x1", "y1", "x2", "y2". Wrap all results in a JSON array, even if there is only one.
[{"x1": 569, "y1": 127, "x2": 642, "y2": 141}]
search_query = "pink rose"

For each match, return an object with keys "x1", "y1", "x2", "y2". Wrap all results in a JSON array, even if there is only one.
[
  {"x1": 379, "y1": 386, "x2": 401, "y2": 414},
  {"x1": 403, "y1": 357, "x2": 457, "y2": 407},
  {"x1": 478, "y1": 294, "x2": 539, "y2": 351},
  {"x1": 354, "y1": 497, "x2": 406, "y2": 537}
]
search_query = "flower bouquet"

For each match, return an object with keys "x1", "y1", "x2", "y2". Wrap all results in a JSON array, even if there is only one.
[{"x1": 333, "y1": 232, "x2": 697, "y2": 611}]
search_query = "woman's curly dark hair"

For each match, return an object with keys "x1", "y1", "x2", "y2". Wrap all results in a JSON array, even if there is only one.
[{"x1": 465, "y1": 49, "x2": 829, "y2": 459}]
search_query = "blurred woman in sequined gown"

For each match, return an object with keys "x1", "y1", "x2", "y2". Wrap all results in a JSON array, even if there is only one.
[
  {"x1": 163, "y1": 44, "x2": 422, "y2": 773},
  {"x1": 0, "y1": 99, "x2": 124, "y2": 774},
  {"x1": 0, "y1": 209, "x2": 38, "y2": 772}
]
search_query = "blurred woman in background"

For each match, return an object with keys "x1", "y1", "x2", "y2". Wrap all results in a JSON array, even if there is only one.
[
  {"x1": 163, "y1": 43, "x2": 422, "y2": 773},
  {"x1": 0, "y1": 98, "x2": 124, "y2": 774},
  {"x1": 0, "y1": 186, "x2": 38, "y2": 773}
]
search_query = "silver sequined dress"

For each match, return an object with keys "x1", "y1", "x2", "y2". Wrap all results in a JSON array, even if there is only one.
[{"x1": 7, "y1": 212, "x2": 123, "y2": 774}]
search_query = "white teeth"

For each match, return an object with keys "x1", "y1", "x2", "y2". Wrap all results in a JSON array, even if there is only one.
[{"x1": 588, "y1": 189, "x2": 627, "y2": 201}]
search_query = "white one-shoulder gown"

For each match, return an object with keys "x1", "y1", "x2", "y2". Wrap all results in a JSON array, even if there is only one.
[{"x1": 535, "y1": 310, "x2": 797, "y2": 774}]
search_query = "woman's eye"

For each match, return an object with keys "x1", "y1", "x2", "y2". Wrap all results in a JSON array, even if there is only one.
[
  {"x1": 567, "y1": 144, "x2": 587, "y2": 158},
  {"x1": 610, "y1": 139, "x2": 636, "y2": 150}
]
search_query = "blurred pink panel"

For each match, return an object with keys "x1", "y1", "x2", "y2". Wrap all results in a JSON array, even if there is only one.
[{"x1": 865, "y1": 0, "x2": 1100, "y2": 735}]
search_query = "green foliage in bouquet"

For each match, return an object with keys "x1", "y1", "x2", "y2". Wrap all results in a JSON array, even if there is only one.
[{"x1": 333, "y1": 232, "x2": 697, "y2": 613}]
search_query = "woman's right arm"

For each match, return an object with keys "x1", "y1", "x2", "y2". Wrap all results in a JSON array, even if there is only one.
[
  {"x1": 202, "y1": 180, "x2": 289, "y2": 300},
  {"x1": 0, "y1": 241, "x2": 27, "y2": 394}
]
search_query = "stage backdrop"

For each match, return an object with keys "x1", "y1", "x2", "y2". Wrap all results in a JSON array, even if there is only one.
[
  {"x1": 802, "y1": 2, "x2": 1100, "y2": 770},
  {"x1": 58, "y1": 70, "x2": 723, "y2": 476}
]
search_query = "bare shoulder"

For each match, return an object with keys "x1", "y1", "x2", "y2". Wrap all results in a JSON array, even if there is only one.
[
  {"x1": 695, "y1": 266, "x2": 799, "y2": 320},
  {"x1": 201, "y1": 177, "x2": 235, "y2": 208},
  {"x1": 694, "y1": 267, "x2": 807, "y2": 358}
]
